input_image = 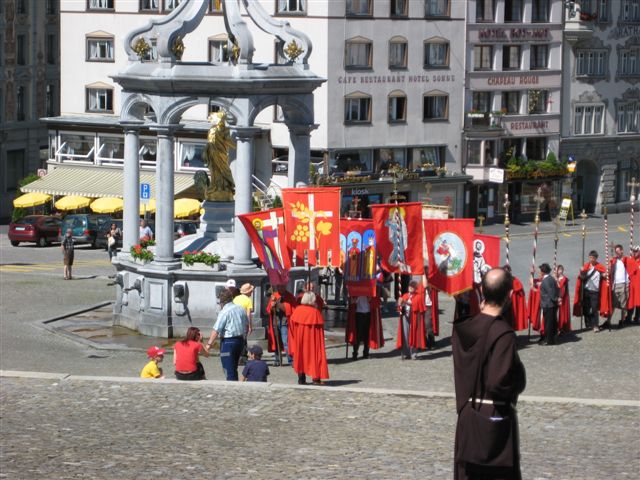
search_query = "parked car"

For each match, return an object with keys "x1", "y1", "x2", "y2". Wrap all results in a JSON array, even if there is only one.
[
  {"x1": 96, "y1": 220, "x2": 124, "y2": 250},
  {"x1": 174, "y1": 220, "x2": 199, "y2": 239},
  {"x1": 9, "y1": 215, "x2": 62, "y2": 247},
  {"x1": 59, "y1": 214, "x2": 111, "y2": 248}
]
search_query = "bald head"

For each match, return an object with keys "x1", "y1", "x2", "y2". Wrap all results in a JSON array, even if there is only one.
[{"x1": 481, "y1": 268, "x2": 513, "y2": 307}]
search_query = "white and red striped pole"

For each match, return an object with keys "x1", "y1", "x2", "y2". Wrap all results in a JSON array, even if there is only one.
[{"x1": 504, "y1": 194, "x2": 511, "y2": 266}]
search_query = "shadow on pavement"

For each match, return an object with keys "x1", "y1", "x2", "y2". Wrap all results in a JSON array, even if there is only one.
[{"x1": 323, "y1": 379, "x2": 361, "y2": 387}]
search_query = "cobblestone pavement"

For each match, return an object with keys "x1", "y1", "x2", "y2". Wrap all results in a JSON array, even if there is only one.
[{"x1": 1, "y1": 377, "x2": 638, "y2": 480}]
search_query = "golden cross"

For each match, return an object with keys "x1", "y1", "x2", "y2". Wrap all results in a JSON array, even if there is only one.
[
  {"x1": 533, "y1": 187, "x2": 544, "y2": 224},
  {"x1": 503, "y1": 194, "x2": 511, "y2": 226},
  {"x1": 580, "y1": 209, "x2": 588, "y2": 237},
  {"x1": 478, "y1": 215, "x2": 485, "y2": 233}
]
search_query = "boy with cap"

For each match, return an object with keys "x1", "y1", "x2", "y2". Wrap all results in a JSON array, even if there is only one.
[
  {"x1": 241, "y1": 345, "x2": 269, "y2": 382},
  {"x1": 140, "y1": 346, "x2": 166, "y2": 379}
]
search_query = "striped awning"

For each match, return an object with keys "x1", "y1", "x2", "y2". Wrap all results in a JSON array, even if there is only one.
[{"x1": 21, "y1": 166, "x2": 195, "y2": 199}]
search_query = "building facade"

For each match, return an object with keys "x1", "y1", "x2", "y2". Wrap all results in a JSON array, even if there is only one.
[
  {"x1": 35, "y1": 0, "x2": 469, "y2": 221},
  {"x1": 464, "y1": 0, "x2": 565, "y2": 222},
  {"x1": 0, "y1": 0, "x2": 60, "y2": 221},
  {"x1": 561, "y1": 0, "x2": 640, "y2": 214}
]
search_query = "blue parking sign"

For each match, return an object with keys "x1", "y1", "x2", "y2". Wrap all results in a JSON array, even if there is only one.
[{"x1": 140, "y1": 183, "x2": 151, "y2": 200}]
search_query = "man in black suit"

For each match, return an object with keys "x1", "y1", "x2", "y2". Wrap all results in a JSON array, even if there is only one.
[{"x1": 539, "y1": 263, "x2": 560, "y2": 345}]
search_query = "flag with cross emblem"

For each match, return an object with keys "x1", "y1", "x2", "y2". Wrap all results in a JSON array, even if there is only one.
[
  {"x1": 282, "y1": 187, "x2": 341, "y2": 267},
  {"x1": 238, "y1": 208, "x2": 291, "y2": 285}
]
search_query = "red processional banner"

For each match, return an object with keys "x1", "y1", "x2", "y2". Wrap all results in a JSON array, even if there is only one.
[
  {"x1": 371, "y1": 202, "x2": 424, "y2": 275},
  {"x1": 424, "y1": 218, "x2": 475, "y2": 295},
  {"x1": 472, "y1": 234, "x2": 502, "y2": 284},
  {"x1": 238, "y1": 208, "x2": 291, "y2": 285},
  {"x1": 282, "y1": 187, "x2": 341, "y2": 267},
  {"x1": 340, "y1": 218, "x2": 377, "y2": 297}
]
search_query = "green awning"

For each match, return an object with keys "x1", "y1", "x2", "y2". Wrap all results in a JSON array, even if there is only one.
[{"x1": 21, "y1": 166, "x2": 195, "y2": 199}]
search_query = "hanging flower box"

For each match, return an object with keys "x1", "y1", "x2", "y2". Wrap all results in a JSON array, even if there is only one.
[
  {"x1": 181, "y1": 251, "x2": 221, "y2": 271},
  {"x1": 182, "y1": 261, "x2": 221, "y2": 271}
]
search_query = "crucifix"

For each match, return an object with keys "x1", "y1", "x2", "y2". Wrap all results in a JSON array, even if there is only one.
[
  {"x1": 477, "y1": 215, "x2": 485, "y2": 233},
  {"x1": 552, "y1": 215, "x2": 561, "y2": 274},
  {"x1": 628, "y1": 177, "x2": 640, "y2": 251},
  {"x1": 348, "y1": 195, "x2": 362, "y2": 219}
]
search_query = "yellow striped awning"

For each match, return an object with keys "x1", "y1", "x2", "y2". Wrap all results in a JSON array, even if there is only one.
[{"x1": 21, "y1": 166, "x2": 195, "y2": 199}]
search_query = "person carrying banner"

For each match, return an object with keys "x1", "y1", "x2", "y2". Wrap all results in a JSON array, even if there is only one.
[
  {"x1": 609, "y1": 244, "x2": 632, "y2": 329},
  {"x1": 289, "y1": 291, "x2": 329, "y2": 385},
  {"x1": 396, "y1": 280, "x2": 427, "y2": 359},
  {"x1": 556, "y1": 265, "x2": 572, "y2": 333},
  {"x1": 539, "y1": 263, "x2": 560, "y2": 345},
  {"x1": 627, "y1": 245, "x2": 640, "y2": 324},
  {"x1": 266, "y1": 285, "x2": 297, "y2": 366},
  {"x1": 346, "y1": 295, "x2": 385, "y2": 360},
  {"x1": 573, "y1": 250, "x2": 610, "y2": 333},
  {"x1": 503, "y1": 265, "x2": 527, "y2": 331}
]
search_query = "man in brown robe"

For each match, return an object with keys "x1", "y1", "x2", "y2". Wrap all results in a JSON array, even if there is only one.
[{"x1": 453, "y1": 268, "x2": 526, "y2": 480}]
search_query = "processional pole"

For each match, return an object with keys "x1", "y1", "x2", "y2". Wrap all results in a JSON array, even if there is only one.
[
  {"x1": 528, "y1": 187, "x2": 544, "y2": 340},
  {"x1": 553, "y1": 216, "x2": 560, "y2": 275},
  {"x1": 579, "y1": 209, "x2": 588, "y2": 330},
  {"x1": 602, "y1": 192, "x2": 612, "y2": 331},
  {"x1": 504, "y1": 194, "x2": 511, "y2": 266},
  {"x1": 628, "y1": 177, "x2": 639, "y2": 252}
]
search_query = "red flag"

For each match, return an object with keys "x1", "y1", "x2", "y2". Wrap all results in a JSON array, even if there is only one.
[
  {"x1": 472, "y1": 234, "x2": 501, "y2": 284},
  {"x1": 424, "y1": 218, "x2": 474, "y2": 295},
  {"x1": 238, "y1": 208, "x2": 291, "y2": 285},
  {"x1": 371, "y1": 202, "x2": 424, "y2": 275},
  {"x1": 340, "y1": 218, "x2": 377, "y2": 297},
  {"x1": 282, "y1": 187, "x2": 341, "y2": 267}
]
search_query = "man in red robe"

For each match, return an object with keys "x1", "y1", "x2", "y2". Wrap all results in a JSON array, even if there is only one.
[
  {"x1": 396, "y1": 280, "x2": 427, "y2": 359},
  {"x1": 503, "y1": 265, "x2": 527, "y2": 331},
  {"x1": 573, "y1": 250, "x2": 611, "y2": 332},
  {"x1": 346, "y1": 295, "x2": 384, "y2": 359},
  {"x1": 556, "y1": 265, "x2": 572, "y2": 333},
  {"x1": 296, "y1": 282, "x2": 325, "y2": 310},
  {"x1": 290, "y1": 291, "x2": 329, "y2": 385},
  {"x1": 627, "y1": 245, "x2": 640, "y2": 324},
  {"x1": 266, "y1": 285, "x2": 297, "y2": 366}
]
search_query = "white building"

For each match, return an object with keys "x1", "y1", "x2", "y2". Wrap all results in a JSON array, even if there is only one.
[
  {"x1": 34, "y1": 0, "x2": 469, "y2": 219},
  {"x1": 561, "y1": 0, "x2": 640, "y2": 214},
  {"x1": 463, "y1": 0, "x2": 564, "y2": 221}
]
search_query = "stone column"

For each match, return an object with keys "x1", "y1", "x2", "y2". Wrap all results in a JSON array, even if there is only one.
[
  {"x1": 287, "y1": 124, "x2": 317, "y2": 188},
  {"x1": 231, "y1": 126, "x2": 261, "y2": 267},
  {"x1": 151, "y1": 125, "x2": 180, "y2": 265},
  {"x1": 121, "y1": 121, "x2": 143, "y2": 253}
]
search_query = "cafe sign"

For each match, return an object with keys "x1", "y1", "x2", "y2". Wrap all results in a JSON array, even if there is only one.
[{"x1": 470, "y1": 72, "x2": 561, "y2": 91}]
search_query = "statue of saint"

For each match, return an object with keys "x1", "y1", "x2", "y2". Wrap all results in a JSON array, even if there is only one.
[{"x1": 202, "y1": 111, "x2": 236, "y2": 202}]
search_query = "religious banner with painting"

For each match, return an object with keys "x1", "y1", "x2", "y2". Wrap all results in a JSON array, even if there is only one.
[
  {"x1": 238, "y1": 208, "x2": 291, "y2": 285},
  {"x1": 472, "y1": 234, "x2": 501, "y2": 284},
  {"x1": 424, "y1": 218, "x2": 474, "y2": 295},
  {"x1": 371, "y1": 202, "x2": 424, "y2": 275},
  {"x1": 339, "y1": 218, "x2": 377, "y2": 297},
  {"x1": 282, "y1": 187, "x2": 341, "y2": 267}
]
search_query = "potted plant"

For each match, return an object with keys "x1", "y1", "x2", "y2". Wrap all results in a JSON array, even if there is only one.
[
  {"x1": 130, "y1": 244, "x2": 154, "y2": 264},
  {"x1": 436, "y1": 166, "x2": 447, "y2": 178},
  {"x1": 182, "y1": 250, "x2": 221, "y2": 271}
]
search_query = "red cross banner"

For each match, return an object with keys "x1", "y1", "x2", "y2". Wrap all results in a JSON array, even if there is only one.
[
  {"x1": 340, "y1": 218, "x2": 377, "y2": 297},
  {"x1": 238, "y1": 208, "x2": 291, "y2": 285},
  {"x1": 472, "y1": 234, "x2": 502, "y2": 284},
  {"x1": 424, "y1": 218, "x2": 475, "y2": 295},
  {"x1": 371, "y1": 202, "x2": 424, "y2": 275},
  {"x1": 282, "y1": 187, "x2": 341, "y2": 267}
]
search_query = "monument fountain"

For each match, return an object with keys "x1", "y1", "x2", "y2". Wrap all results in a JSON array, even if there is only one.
[{"x1": 110, "y1": 0, "x2": 324, "y2": 338}]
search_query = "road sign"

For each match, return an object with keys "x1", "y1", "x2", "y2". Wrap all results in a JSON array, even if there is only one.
[
  {"x1": 140, "y1": 183, "x2": 151, "y2": 204},
  {"x1": 489, "y1": 167, "x2": 504, "y2": 184},
  {"x1": 37, "y1": 169, "x2": 47, "y2": 177}
]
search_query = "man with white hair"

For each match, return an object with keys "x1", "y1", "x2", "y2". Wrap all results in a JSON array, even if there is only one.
[{"x1": 289, "y1": 291, "x2": 329, "y2": 385}]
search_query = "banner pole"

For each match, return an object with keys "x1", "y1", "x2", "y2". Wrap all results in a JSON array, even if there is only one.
[
  {"x1": 529, "y1": 187, "x2": 544, "y2": 342},
  {"x1": 504, "y1": 194, "x2": 511, "y2": 266}
]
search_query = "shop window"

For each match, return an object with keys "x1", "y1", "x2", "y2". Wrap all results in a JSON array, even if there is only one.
[
  {"x1": 276, "y1": 0, "x2": 305, "y2": 14},
  {"x1": 423, "y1": 93, "x2": 448, "y2": 120},
  {"x1": 389, "y1": 37, "x2": 408, "y2": 69},
  {"x1": 576, "y1": 50, "x2": 606, "y2": 77},
  {"x1": 377, "y1": 148, "x2": 406, "y2": 171},
  {"x1": 530, "y1": 44, "x2": 548, "y2": 70},
  {"x1": 525, "y1": 137, "x2": 547, "y2": 160},
  {"x1": 388, "y1": 91, "x2": 407, "y2": 123},
  {"x1": 531, "y1": 0, "x2": 549, "y2": 22},
  {"x1": 209, "y1": 0, "x2": 222, "y2": 12},
  {"x1": 573, "y1": 104, "x2": 604, "y2": 135},
  {"x1": 474, "y1": 45, "x2": 493, "y2": 71},
  {"x1": 425, "y1": 0, "x2": 449, "y2": 17},
  {"x1": 502, "y1": 91, "x2": 521, "y2": 114},
  {"x1": 88, "y1": 0, "x2": 114, "y2": 9},
  {"x1": 345, "y1": 37, "x2": 372, "y2": 69},
  {"x1": 424, "y1": 40, "x2": 449, "y2": 69},
  {"x1": 617, "y1": 102, "x2": 640, "y2": 133},
  {"x1": 622, "y1": 0, "x2": 640, "y2": 21},
  {"x1": 331, "y1": 150, "x2": 372, "y2": 174},
  {"x1": 503, "y1": 45, "x2": 521, "y2": 70},
  {"x1": 344, "y1": 93, "x2": 372, "y2": 123},
  {"x1": 504, "y1": 0, "x2": 523, "y2": 22},
  {"x1": 86, "y1": 86, "x2": 113, "y2": 112},
  {"x1": 346, "y1": 0, "x2": 372, "y2": 16},
  {"x1": 87, "y1": 36, "x2": 115, "y2": 62},
  {"x1": 179, "y1": 142, "x2": 206, "y2": 169},
  {"x1": 390, "y1": 0, "x2": 407, "y2": 17},
  {"x1": 209, "y1": 36, "x2": 229, "y2": 63},
  {"x1": 619, "y1": 48, "x2": 640, "y2": 77},
  {"x1": 476, "y1": 0, "x2": 495, "y2": 22},
  {"x1": 472, "y1": 91, "x2": 492, "y2": 112},
  {"x1": 97, "y1": 135, "x2": 124, "y2": 164}
]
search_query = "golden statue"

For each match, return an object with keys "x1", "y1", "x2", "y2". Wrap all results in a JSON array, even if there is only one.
[{"x1": 202, "y1": 111, "x2": 236, "y2": 202}]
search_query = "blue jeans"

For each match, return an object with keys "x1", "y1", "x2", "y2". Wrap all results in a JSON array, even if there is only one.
[
  {"x1": 275, "y1": 323, "x2": 293, "y2": 365},
  {"x1": 220, "y1": 336, "x2": 244, "y2": 381}
]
